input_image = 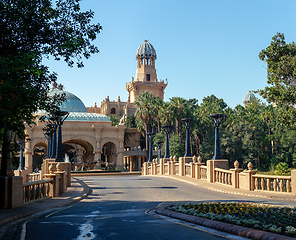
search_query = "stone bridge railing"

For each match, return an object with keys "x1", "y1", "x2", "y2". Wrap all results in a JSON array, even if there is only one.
[
  {"x1": 5, "y1": 160, "x2": 72, "y2": 209},
  {"x1": 142, "y1": 156, "x2": 296, "y2": 196},
  {"x1": 23, "y1": 178, "x2": 52, "y2": 203}
]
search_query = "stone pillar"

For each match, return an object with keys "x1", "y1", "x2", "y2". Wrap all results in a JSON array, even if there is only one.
[
  {"x1": 159, "y1": 158, "x2": 164, "y2": 175},
  {"x1": 129, "y1": 157, "x2": 133, "y2": 172},
  {"x1": 207, "y1": 159, "x2": 229, "y2": 183},
  {"x1": 138, "y1": 156, "x2": 142, "y2": 171},
  {"x1": 179, "y1": 157, "x2": 186, "y2": 176},
  {"x1": 190, "y1": 162, "x2": 194, "y2": 178},
  {"x1": 43, "y1": 173, "x2": 60, "y2": 197},
  {"x1": 291, "y1": 170, "x2": 296, "y2": 196},
  {"x1": 230, "y1": 160, "x2": 243, "y2": 188},
  {"x1": 13, "y1": 169, "x2": 29, "y2": 183},
  {"x1": 24, "y1": 140, "x2": 33, "y2": 173},
  {"x1": 42, "y1": 158, "x2": 55, "y2": 175},
  {"x1": 117, "y1": 150, "x2": 124, "y2": 171},
  {"x1": 55, "y1": 162, "x2": 71, "y2": 187},
  {"x1": 142, "y1": 162, "x2": 148, "y2": 175},
  {"x1": 0, "y1": 176, "x2": 23, "y2": 209}
]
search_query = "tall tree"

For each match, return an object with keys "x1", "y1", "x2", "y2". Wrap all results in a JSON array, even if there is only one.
[
  {"x1": 258, "y1": 32, "x2": 296, "y2": 128},
  {"x1": 0, "y1": 0, "x2": 102, "y2": 175},
  {"x1": 134, "y1": 91, "x2": 157, "y2": 149}
]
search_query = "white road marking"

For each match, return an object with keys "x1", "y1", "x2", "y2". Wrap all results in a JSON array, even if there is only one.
[{"x1": 20, "y1": 221, "x2": 27, "y2": 240}]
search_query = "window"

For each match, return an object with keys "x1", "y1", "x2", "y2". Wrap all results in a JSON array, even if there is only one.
[
  {"x1": 146, "y1": 74, "x2": 150, "y2": 81},
  {"x1": 111, "y1": 108, "x2": 116, "y2": 114}
]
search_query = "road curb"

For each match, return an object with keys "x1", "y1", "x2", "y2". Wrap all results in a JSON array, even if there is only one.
[{"x1": 155, "y1": 206, "x2": 295, "y2": 240}]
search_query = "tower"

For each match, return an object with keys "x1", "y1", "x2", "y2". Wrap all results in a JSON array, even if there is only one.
[
  {"x1": 243, "y1": 91, "x2": 256, "y2": 107},
  {"x1": 126, "y1": 40, "x2": 167, "y2": 103}
]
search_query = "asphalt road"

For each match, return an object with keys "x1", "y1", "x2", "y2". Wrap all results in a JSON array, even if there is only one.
[{"x1": 4, "y1": 175, "x2": 296, "y2": 240}]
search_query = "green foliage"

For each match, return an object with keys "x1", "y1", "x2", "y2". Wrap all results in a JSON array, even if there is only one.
[
  {"x1": 0, "y1": 0, "x2": 101, "y2": 174},
  {"x1": 125, "y1": 115, "x2": 137, "y2": 128},
  {"x1": 169, "y1": 133, "x2": 184, "y2": 158},
  {"x1": 109, "y1": 115, "x2": 120, "y2": 126},
  {"x1": 258, "y1": 33, "x2": 296, "y2": 129},
  {"x1": 274, "y1": 162, "x2": 291, "y2": 176}
]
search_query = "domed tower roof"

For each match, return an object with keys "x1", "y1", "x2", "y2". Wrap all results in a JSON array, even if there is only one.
[
  {"x1": 45, "y1": 83, "x2": 110, "y2": 122},
  {"x1": 48, "y1": 85, "x2": 87, "y2": 113},
  {"x1": 136, "y1": 40, "x2": 157, "y2": 59},
  {"x1": 243, "y1": 91, "x2": 256, "y2": 105}
]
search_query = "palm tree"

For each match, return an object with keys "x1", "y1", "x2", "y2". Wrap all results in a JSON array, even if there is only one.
[
  {"x1": 134, "y1": 91, "x2": 157, "y2": 149},
  {"x1": 154, "y1": 97, "x2": 163, "y2": 133},
  {"x1": 169, "y1": 97, "x2": 187, "y2": 137}
]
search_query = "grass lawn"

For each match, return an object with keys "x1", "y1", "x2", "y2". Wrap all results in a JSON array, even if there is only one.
[{"x1": 167, "y1": 202, "x2": 296, "y2": 237}]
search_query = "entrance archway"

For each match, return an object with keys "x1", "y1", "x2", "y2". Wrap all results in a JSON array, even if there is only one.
[
  {"x1": 101, "y1": 142, "x2": 117, "y2": 170},
  {"x1": 63, "y1": 139, "x2": 95, "y2": 171}
]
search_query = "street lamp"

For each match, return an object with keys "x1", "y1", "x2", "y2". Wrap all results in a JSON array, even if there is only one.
[
  {"x1": 181, "y1": 118, "x2": 194, "y2": 157},
  {"x1": 155, "y1": 141, "x2": 163, "y2": 163},
  {"x1": 210, "y1": 113, "x2": 225, "y2": 160},
  {"x1": 161, "y1": 125, "x2": 172, "y2": 158},
  {"x1": 53, "y1": 111, "x2": 69, "y2": 162},
  {"x1": 146, "y1": 132, "x2": 155, "y2": 162},
  {"x1": 42, "y1": 123, "x2": 55, "y2": 158},
  {"x1": 17, "y1": 139, "x2": 25, "y2": 170}
]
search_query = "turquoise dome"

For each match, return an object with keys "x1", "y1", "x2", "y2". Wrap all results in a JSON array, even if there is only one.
[
  {"x1": 45, "y1": 85, "x2": 111, "y2": 122},
  {"x1": 48, "y1": 87, "x2": 87, "y2": 113},
  {"x1": 136, "y1": 40, "x2": 157, "y2": 59}
]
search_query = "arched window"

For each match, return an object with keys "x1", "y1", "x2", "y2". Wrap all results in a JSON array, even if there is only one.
[{"x1": 111, "y1": 108, "x2": 116, "y2": 114}]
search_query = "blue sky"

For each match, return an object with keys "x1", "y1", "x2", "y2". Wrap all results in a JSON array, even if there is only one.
[{"x1": 45, "y1": 0, "x2": 296, "y2": 109}]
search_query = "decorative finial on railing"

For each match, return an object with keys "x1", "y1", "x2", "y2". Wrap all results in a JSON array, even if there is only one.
[
  {"x1": 234, "y1": 160, "x2": 239, "y2": 169},
  {"x1": 170, "y1": 156, "x2": 173, "y2": 161},
  {"x1": 192, "y1": 155, "x2": 197, "y2": 163},
  {"x1": 57, "y1": 163, "x2": 62, "y2": 171},
  {"x1": 49, "y1": 164, "x2": 56, "y2": 174},
  {"x1": 173, "y1": 156, "x2": 177, "y2": 162},
  {"x1": 247, "y1": 162, "x2": 253, "y2": 170},
  {"x1": 197, "y1": 156, "x2": 202, "y2": 163}
]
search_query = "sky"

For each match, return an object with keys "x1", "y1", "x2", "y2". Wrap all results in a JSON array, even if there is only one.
[{"x1": 45, "y1": 0, "x2": 296, "y2": 109}]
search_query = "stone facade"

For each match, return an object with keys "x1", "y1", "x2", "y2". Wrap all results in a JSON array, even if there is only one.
[
  {"x1": 24, "y1": 40, "x2": 167, "y2": 173},
  {"x1": 87, "y1": 40, "x2": 167, "y2": 116}
]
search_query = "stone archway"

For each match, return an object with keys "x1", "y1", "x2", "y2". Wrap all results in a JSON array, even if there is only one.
[
  {"x1": 62, "y1": 139, "x2": 95, "y2": 171},
  {"x1": 32, "y1": 142, "x2": 47, "y2": 170},
  {"x1": 101, "y1": 142, "x2": 117, "y2": 170}
]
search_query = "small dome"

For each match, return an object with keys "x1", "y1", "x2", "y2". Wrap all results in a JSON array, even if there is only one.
[
  {"x1": 243, "y1": 91, "x2": 256, "y2": 104},
  {"x1": 136, "y1": 40, "x2": 157, "y2": 59},
  {"x1": 48, "y1": 86, "x2": 87, "y2": 113}
]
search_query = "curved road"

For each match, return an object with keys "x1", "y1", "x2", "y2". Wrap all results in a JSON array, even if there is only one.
[{"x1": 7, "y1": 175, "x2": 296, "y2": 239}]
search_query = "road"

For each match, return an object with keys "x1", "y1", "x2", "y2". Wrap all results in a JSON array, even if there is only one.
[{"x1": 4, "y1": 175, "x2": 296, "y2": 240}]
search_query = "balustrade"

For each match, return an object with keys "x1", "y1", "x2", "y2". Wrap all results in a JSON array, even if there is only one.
[
  {"x1": 23, "y1": 178, "x2": 52, "y2": 203},
  {"x1": 253, "y1": 175, "x2": 291, "y2": 192},
  {"x1": 214, "y1": 168, "x2": 232, "y2": 186},
  {"x1": 26, "y1": 173, "x2": 41, "y2": 182},
  {"x1": 142, "y1": 158, "x2": 295, "y2": 195}
]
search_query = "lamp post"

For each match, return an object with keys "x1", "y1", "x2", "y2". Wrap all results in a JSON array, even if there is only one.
[
  {"x1": 210, "y1": 113, "x2": 225, "y2": 160},
  {"x1": 17, "y1": 139, "x2": 25, "y2": 170},
  {"x1": 155, "y1": 141, "x2": 163, "y2": 163},
  {"x1": 146, "y1": 132, "x2": 155, "y2": 162},
  {"x1": 161, "y1": 125, "x2": 172, "y2": 158},
  {"x1": 42, "y1": 123, "x2": 54, "y2": 158},
  {"x1": 53, "y1": 111, "x2": 69, "y2": 162},
  {"x1": 181, "y1": 118, "x2": 194, "y2": 157}
]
